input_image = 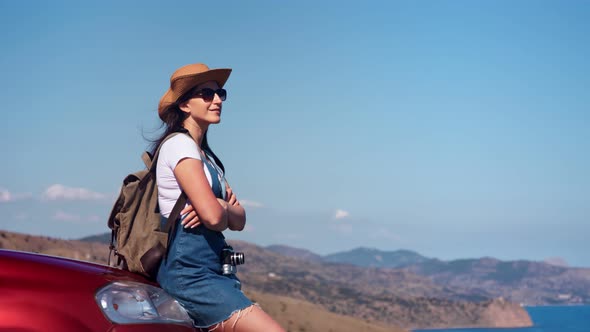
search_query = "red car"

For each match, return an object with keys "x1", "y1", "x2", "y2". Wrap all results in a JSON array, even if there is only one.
[{"x1": 0, "y1": 249, "x2": 196, "y2": 332}]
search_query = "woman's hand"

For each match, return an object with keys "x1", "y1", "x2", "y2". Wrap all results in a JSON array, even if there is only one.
[
  {"x1": 224, "y1": 183, "x2": 246, "y2": 230},
  {"x1": 180, "y1": 204, "x2": 201, "y2": 229},
  {"x1": 217, "y1": 198, "x2": 229, "y2": 211},
  {"x1": 225, "y1": 183, "x2": 240, "y2": 206},
  {"x1": 220, "y1": 185, "x2": 246, "y2": 231}
]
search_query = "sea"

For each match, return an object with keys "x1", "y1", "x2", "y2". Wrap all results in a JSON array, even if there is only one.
[{"x1": 414, "y1": 305, "x2": 590, "y2": 332}]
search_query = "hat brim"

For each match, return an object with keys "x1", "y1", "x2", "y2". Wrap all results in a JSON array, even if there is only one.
[{"x1": 158, "y1": 68, "x2": 232, "y2": 119}]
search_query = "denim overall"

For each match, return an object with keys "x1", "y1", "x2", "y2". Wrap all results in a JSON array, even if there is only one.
[{"x1": 157, "y1": 154, "x2": 252, "y2": 328}]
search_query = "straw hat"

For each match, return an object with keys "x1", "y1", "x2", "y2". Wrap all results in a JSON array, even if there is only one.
[{"x1": 158, "y1": 63, "x2": 232, "y2": 119}]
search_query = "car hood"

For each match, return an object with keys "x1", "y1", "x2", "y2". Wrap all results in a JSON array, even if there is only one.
[{"x1": 0, "y1": 249, "x2": 155, "y2": 290}]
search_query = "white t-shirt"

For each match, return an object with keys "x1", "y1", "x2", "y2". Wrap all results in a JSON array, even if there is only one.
[{"x1": 156, "y1": 134, "x2": 217, "y2": 218}]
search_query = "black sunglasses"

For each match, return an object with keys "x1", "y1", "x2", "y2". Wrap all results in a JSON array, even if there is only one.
[{"x1": 192, "y1": 88, "x2": 227, "y2": 101}]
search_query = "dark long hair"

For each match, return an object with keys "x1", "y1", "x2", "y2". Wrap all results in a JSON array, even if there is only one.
[{"x1": 150, "y1": 88, "x2": 225, "y2": 173}]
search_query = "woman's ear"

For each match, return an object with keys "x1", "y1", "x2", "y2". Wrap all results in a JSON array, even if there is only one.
[{"x1": 178, "y1": 101, "x2": 191, "y2": 114}]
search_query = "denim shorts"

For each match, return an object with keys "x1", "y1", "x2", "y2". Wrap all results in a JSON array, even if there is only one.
[{"x1": 157, "y1": 216, "x2": 253, "y2": 328}]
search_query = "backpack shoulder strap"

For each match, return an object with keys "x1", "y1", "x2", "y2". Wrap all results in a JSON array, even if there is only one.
[
  {"x1": 143, "y1": 132, "x2": 189, "y2": 171},
  {"x1": 163, "y1": 191, "x2": 188, "y2": 257},
  {"x1": 153, "y1": 132, "x2": 191, "y2": 236}
]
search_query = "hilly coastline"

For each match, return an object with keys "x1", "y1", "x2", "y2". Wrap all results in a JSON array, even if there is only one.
[
  {"x1": 1, "y1": 230, "x2": 534, "y2": 330},
  {"x1": 272, "y1": 246, "x2": 590, "y2": 306}
]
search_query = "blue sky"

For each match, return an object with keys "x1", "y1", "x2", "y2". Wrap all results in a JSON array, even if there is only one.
[{"x1": 1, "y1": 1, "x2": 589, "y2": 266}]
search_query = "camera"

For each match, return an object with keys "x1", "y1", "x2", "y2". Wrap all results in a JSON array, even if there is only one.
[{"x1": 221, "y1": 245, "x2": 245, "y2": 275}]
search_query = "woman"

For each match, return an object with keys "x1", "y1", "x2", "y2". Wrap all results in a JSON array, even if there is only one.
[{"x1": 153, "y1": 63, "x2": 284, "y2": 332}]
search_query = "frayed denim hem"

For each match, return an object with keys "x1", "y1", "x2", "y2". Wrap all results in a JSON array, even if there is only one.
[{"x1": 196, "y1": 303, "x2": 260, "y2": 331}]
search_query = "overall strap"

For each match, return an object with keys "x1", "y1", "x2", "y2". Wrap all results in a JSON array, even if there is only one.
[{"x1": 202, "y1": 151, "x2": 227, "y2": 200}]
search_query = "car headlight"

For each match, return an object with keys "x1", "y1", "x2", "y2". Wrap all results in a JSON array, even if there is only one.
[{"x1": 95, "y1": 281, "x2": 192, "y2": 326}]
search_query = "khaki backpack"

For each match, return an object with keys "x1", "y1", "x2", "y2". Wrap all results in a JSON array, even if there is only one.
[{"x1": 107, "y1": 132, "x2": 187, "y2": 279}]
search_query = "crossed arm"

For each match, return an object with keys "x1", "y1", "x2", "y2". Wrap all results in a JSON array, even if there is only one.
[{"x1": 173, "y1": 157, "x2": 246, "y2": 232}]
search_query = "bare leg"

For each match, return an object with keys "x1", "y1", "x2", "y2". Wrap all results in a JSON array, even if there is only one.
[{"x1": 206, "y1": 304, "x2": 285, "y2": 332}]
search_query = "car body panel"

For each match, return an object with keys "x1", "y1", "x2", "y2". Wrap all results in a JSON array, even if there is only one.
[{"x1": 0, "y1": 249, "x2": 195, "y2": 332}]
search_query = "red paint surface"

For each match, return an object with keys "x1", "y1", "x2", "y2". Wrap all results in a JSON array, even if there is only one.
[{"x1": 0, "y1": 249, "x2": 194, "y2": 332}]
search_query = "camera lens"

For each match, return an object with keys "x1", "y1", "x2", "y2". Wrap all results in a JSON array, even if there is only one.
[{"x1": 231, "y1": 252, "x2": 245, "y2": 265}]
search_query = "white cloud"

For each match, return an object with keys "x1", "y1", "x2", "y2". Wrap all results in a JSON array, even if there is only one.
[
  {"x1": 333, "y1": 209, "x2": 350, "y2": 220},
  {"x1": 240, "y1": 200, "x2": 264, "y2": 208},
  {"x1": 52, "y1": 211, "x2": 103, "y2": 224},
  {"x1": 53, "y1": 210, "x2": 82, "y2": 222},
  {"x1": 42, "y1": 184, "x2": 106, "y2": 201},
  {"x1": 244, "y1": 224, "x2": 255, "y2": 232},
  {"x1": 0, "y1": 188, "x2": 32, "y2": 203},
  {"x1": 0, "y1": 189, "x2": 10, "y2": 202}
]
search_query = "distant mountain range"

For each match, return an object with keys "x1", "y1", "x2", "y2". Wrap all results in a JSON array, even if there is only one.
[
  {"x1": 80, "y1": 233, "x2": 111, "y2": 243},
  {"x1": 265, "y1": 244, "x2": 323, "y2": 262},
  {"x1": 266, "y1": 245, "x2": 432, "y2": 268},
  {"x1": 323, "y1": 247, "x2": 432, "y2": 268},
  {"x1": 265, "y1": 245, "x2": 590, "y2": 306}
]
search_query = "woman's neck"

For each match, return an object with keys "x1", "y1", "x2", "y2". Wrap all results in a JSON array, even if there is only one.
[{"x1": 183, "y1": 120, "x2": 207, "y2": 147}]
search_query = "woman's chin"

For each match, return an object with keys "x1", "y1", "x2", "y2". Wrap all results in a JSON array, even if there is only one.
[{"x1": 209, "y1": 116, "x2": 222, "y2": 124}]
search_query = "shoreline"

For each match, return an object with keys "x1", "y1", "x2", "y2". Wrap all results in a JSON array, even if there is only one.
[{"x1": 411, "y1": 305, "x2": 590, "y2": 331}]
